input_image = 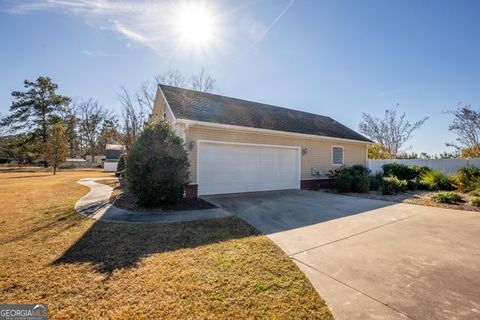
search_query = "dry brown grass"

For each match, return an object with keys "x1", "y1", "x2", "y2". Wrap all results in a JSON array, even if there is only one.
[{"x1": 0, "y1": 171, "x2": 333, "y2": 319}]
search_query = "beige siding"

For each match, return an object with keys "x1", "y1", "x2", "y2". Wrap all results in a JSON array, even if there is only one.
[
  {"x1": 149, "y1": 87, "x2": 175, "y2": 123},
  {"x1": 149, "y1": 87, "x2": 165, "y2": 123},
  {"x1": 185, "y1": 126, "x2": 367, "y2": 184}
]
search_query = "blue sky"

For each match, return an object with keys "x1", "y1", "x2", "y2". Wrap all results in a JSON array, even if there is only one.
[{"x1": 1, "y1": 0, "x2": 479, "y2": 155}]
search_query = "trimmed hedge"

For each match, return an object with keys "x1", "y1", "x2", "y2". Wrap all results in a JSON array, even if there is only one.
[
  {"x1": 382, "y1": 163, "x2": 431, "y2": 180},
  {"x1": 125, "y1": 121, "x2": 190, "y2": 205},
  {"x1": 332, "y1": 165, "x2": 371, "y2": 193}
]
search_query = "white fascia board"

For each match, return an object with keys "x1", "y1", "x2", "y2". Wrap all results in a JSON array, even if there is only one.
[{"x1": 176, "y1": 118, "x2": 372, "y2": 145}]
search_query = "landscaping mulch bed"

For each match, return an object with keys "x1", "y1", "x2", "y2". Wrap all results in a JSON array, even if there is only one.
[
  {"x1": 97, "y1": 179, "x2": 217, "y2": 212},
  {"x1": 322, "y1": 188, "x2": 480, "y2": 212}
]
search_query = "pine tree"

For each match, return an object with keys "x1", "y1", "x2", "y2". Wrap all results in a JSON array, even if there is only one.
[{"x1": 0, "y1": 77, "x2": 71, "y2": 155}]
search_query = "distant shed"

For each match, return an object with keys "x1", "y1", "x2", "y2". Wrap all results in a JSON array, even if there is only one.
[
  {"x1": 106, "y1": 144, "x2": 123, "y2": 161},
  {"x1": 104, "y1": 144, "x2": 124, "y2": 172}
]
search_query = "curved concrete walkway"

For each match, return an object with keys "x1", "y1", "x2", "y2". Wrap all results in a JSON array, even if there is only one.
[{"x1": 74, "y1": 178, "x2": 232, "y2": 223}]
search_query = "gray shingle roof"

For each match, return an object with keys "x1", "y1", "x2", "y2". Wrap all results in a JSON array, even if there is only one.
[{"x1": 159, "y1": 84, "x2": 371, "y2": 143}]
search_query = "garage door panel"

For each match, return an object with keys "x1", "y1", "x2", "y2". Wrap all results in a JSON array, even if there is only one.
[{"x1": 198, "y1": 142, "x2": 300, "y2": 195}]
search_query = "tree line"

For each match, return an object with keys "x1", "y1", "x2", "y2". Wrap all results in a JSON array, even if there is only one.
[
  {"x1": 0, "y1": 69, "x2": 216, "y2": 165},
  {"x1": 359, "y1": 104, "x2": 480, "y2": 159},
  {"x1": 1, "y1": 72, "x2": 479, "y2": 164}
]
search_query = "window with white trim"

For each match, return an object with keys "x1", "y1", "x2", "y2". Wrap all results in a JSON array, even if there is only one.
[{"x1": 332, "y1": 147, "x2": 344, "y2": 165}]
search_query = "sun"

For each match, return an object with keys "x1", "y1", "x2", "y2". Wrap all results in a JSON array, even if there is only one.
[{"x1": 174, "y1": 2, "x2": 218, "y2": 49}]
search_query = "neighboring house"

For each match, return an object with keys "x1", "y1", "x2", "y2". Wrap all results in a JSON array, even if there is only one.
[
  {"x1": 150, "y1": 84, "x2": 372, "y2": 197},
  {"x1": 103, "y1": 144, "x2": 124, "y2": 172}
]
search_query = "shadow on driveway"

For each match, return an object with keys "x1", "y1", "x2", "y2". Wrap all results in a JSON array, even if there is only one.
[{"x1": 203, "y1": 189, "x2": 396, "y2": 235}]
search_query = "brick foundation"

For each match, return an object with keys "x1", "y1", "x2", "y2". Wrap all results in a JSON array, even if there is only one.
[
  {"x1": 300, "y1": 179, "x2": 333, "y2": 190},
  {"x1": 188, "y1": 179, "x2": 332, "y2": 197},
  {"x1": 185, "y1": 184, "x2": 198, "y2": 198}
]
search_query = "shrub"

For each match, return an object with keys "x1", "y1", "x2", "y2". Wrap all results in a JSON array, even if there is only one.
[
  {"x1": 126, "y1": 121, "x2": 190, "y2": 205},
  {"x1": 431, "y1": 192, "x2": 463, "y2": 204},
  {"x1": 333, "y1": 165, "x2": 371, "y2": 193},
  {"x1": 471, "y1": 197, "x2": 480, "y2": 207},
  {"x1": 117, "y1": 154, "x2": 126, "y2": 172},
  {"x1": 350, "y1": 164, "x2": 371, "y2": 176},
  {"x1": 420, "y1": 170, "x2": 454, "y2": 191},
  {"x1": 468, "y1": 190, "x2": 480, "y2": 197},
  {"x1": 454, "y1": 166, "x2": 480, "y2": 193},
  {"x1": 336, "y1": 171, "x2": 353, "y2": 192},
  {"x1": 115, "y1": 154, "x2": 126, "y2": 178},
  {"x1": 350, "y1": 165, "x2": 371, "y2": 193},
  {"x1": 416, "y1": 180, "x2": 431, "y2": 190},
  {"x1": 353, "y1": 174, "x2": 370, "y2": 193},
  {"x1": 369, "y1": 173, "x2": 383, "y2": 191},
  {"x1": 406, "y1": 179, "x2": 418, "y2": 191},
  {"x1": 328, "y1": 167, "x2": 342, "y2": 180},
  {"x1": 382, "y1": 163, "x2": 431, "y2": 180},
  {"x1": 382, "y1": 176, "x2": 407, "y2": 195}
]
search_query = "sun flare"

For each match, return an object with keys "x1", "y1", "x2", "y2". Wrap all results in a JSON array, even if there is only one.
[{"x1": 174, "y1": 2, "x2": 218, "y2": 49}]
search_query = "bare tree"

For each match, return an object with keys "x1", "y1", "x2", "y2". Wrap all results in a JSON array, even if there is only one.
[
  {"x1": 117, "y1": 68, "x2": 217, "y2": 151},
  {"x1": 98, "y1": 116, "x2": 123, "y2": 152},
  {"x1": 118, "y1": 87, "x2": 146, "y2": 152},
  {"x1": 43, "y1": 124, "x2": 68, "y2": 175},
  {"x1": 154, "y1": 69, "x2": 186, "y2": 88},
  {"x1": 154, "y1": 68, "x2": 216, "y2": 93},
  {"x1": 136, "y1": 81, "x2": 156, "y2": 112},
  {"x1": 78, "y1": 99, "x2": 108, "y2": 163},
  {"x1": 190, "y1": 68, "x2": 216, "y2": 93},
  {"x1": 359, "y1": 106, "x2": 428, "y2": 158},
  {"x1": 59, "y1": 104, "x2": 80, "y2": 158},
  {"x1": 446, "y1": 105, "x2": 480, "y2": 157}
]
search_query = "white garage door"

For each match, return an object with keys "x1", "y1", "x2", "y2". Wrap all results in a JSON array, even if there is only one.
[{"x1": 198, "y1": 141, "x2": 300, "y2": 195}]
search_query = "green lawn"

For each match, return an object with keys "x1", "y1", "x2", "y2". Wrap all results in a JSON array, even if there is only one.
[{"x1": 0, "y1": 170, "x2": 333, "y2": 319}]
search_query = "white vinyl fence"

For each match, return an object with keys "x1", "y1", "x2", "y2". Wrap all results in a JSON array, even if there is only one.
[{"x1": 368, "y1": 158, "x2": 480, "y2": 175}]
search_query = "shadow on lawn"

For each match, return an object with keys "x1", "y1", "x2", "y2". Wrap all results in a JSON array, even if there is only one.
[
  {"x1": 0, "y1": 174, "x2": 52, "y2": 179},
  {"x1": 1, "y1": 206, "x2": 85, "y2": 245},
  {"x1": 55, "y1": 190, "x2": 397, "y2": 274},
  {"x1": 54, "y1": 216, "x2": 258, "y2": 274}
]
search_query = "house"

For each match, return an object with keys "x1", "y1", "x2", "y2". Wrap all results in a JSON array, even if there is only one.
[{"x1": 150, "y1": 84, "x2": 372, "y2": 197}]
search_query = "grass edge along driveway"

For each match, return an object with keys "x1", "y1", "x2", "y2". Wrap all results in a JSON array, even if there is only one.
[{"x1": 0, "y1": 170, "x2": 333, "y2": 319}]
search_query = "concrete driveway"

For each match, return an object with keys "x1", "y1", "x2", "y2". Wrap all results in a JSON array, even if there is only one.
[{"x1": 204, "y1": 190, "x2": 480, "y2": 320}]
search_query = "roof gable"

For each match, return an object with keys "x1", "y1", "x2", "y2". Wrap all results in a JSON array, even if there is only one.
[{"x1": 159, "y1": 84, "x2": 371, "y2": 143}]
